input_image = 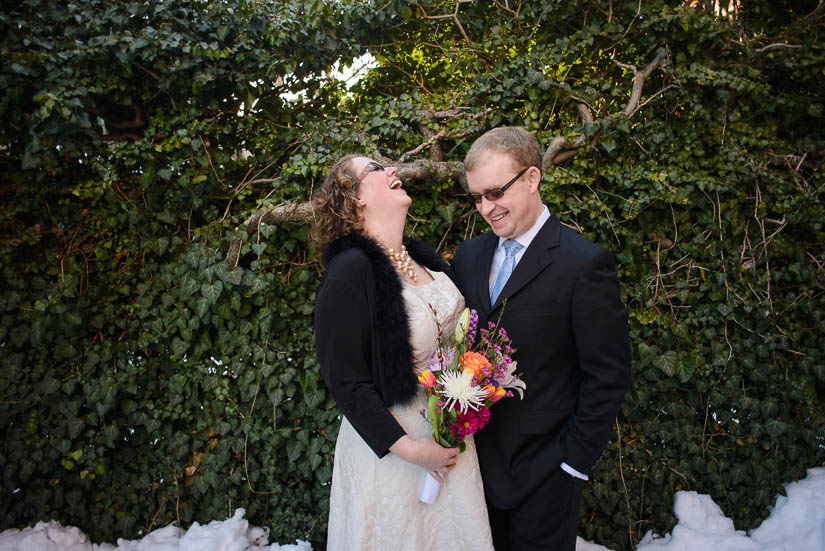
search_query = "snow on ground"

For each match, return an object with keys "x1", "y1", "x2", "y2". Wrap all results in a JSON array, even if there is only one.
[
  {"x1": 1, "y1": 467, "x2": 823, "y2": 551},
  {"x1": 616, "y1": 466, "x2": 825, "y2": 551},
  {"x1": 0, "y1": 509, "x2": 309, "y2": 551}
]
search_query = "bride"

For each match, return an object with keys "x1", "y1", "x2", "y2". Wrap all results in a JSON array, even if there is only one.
[{"x1": 311, "y1": 154, "x2": 494, "y2": 550}]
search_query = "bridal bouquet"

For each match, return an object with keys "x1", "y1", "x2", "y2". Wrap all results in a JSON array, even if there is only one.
[{"x1": 417, "y1": 307, "x2": 525, "y2": 503}]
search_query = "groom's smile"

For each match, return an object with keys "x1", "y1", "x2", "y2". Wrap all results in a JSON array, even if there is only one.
[{"x1": 466, "y1": 151, "x2": 543, "y2": 240}]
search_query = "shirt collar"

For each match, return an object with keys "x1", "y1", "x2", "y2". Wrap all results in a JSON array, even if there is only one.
[{"x1": 497, "y1": 205, "x2": 550, "y2": 252}]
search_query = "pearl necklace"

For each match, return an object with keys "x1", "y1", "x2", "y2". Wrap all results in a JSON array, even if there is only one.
[{"x1": 385, "y1": 244, "x2": 418, "y2": 283}]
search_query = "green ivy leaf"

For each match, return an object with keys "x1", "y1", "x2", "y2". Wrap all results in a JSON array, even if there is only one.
[
  {"x1": 200, "y1": 280, "x2": 223, "y2": 304},
  {"x1": 600, "y1": 139, "x2": 617, "y2": 154},
  {"x1": 157, "y1": 210, "x2": 177, "y2": 225},
  {"x1": 286, "y1": 438, "x2": 304, "y2": 463},
  {"x1": 100, "y1": 424, "x2": 118, "y2": 448},
  {"x1": 217, "y1": 263, "x2": 243, "y2": 286},
  {"x1": 171, "y1": 337, "x2": 189, "y2": 357},
  {"x1": 654, "y1": 350, "x2": 678, "y2": 377},
  {"x1": 764, "y1": 419, "x2": 786, "y2": 438},
  {"x1": 154, "y1": 237, "x2": 170, "y2": 256},
  {"x1": 675, "y1": 355, "x2": 697, "y2": 383},
  {"x1": 67, "y1": 416, "x2": 84, "y2": 439},
  {"x1": 194, "y1": 297, "x2": 210, "y2": 319},
  {"x1": 41, "y1": 377, "x2": 60, "y2": 395},
  {"x1": 304, "y1": 389, "x2": 324, "y2": 409}
]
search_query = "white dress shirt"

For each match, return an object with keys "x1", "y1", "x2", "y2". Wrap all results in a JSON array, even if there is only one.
[
  {"x1": 487, "y1": 205, "x2": 588, "y2": 481},
  {"x1": 488, "y1": 205, "x2": 550, "y2": 291}
]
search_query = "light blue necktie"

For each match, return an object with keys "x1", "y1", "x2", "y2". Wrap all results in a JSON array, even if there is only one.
[{"x1": 490, "y1": 239, "x2": 523, "y2": 306}]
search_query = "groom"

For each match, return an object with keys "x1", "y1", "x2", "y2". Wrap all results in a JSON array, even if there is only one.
[{"x1": 452, "y1": 127, "x2": 632, "y2": 550}]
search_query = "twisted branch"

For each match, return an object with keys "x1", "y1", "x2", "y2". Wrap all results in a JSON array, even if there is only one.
[
  {"x1": 400, "y1": 107, "x2": 492, "y2": 163},
  {"x1": 415, "y1": 1, "x2": 475, "y2": 49},
  {"x1": 542, "y1": 49, "x2": 669, "y2": 168},
  {"x1": 232, "y1": 50, "x2": 669, "y2": 249}
]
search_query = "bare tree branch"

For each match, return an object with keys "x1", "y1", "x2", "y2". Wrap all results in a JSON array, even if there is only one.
[
  {"x1": 408, "y1": 126, "x2": 445, "y2": 163},
  {"x1": 239, "y1": 160, "x2": 466, "y2": 232},
  {"x1": 426, "y1": 107, "x2": 490, "y2": 121},
  {"x1": 398, "y1": 107, "x2": 491, "y2": 163},
  {"x1": 226, "y1": 201, "x2": 315, "y2": 265},
  {"x1": 233, "y1": 51, "x2": 668, "y2": 240},
  {"x1": 753, "y1": 43, "x2": 803, "y2": 54},
  {"x1": 575, "y1": 102, "x2": 595, "y2": 126},
  {"x1": 224, "y1": 157, "x2": 468, "y2": 265},
  {"x1": 247, "y1": 201, "x2": 314, "y2": 228},
  {"x1": 542, "y1": 49, "x2": 669, "y2": 168},
  {"x1": 619, "y1": 50, "x2": 668, "y2": 118},
  {"x1": 627, "y1": 83, "x2": 678, "y2": 119},
  {"x1": 799, "y1": 1, "x2": 825, "y2": 26},
  {"x1": 542, "y1": 135, "x2": 583, "y2": 169},
  {"x1": 415, "y1": 1, "x2": 475, "y2": 48}
]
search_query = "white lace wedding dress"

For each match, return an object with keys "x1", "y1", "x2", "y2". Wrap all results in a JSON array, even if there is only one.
[{"x1": 326, "y1": 269, "x2": 494, "y2": 550}]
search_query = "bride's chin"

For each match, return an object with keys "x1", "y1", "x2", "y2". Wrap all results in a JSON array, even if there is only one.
[{"x1": 394, "y1": 197, "x2": 412, "y2": 212}]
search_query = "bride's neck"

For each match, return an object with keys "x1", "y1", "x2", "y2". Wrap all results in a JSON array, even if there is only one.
[{"x1": 363, "y1": 217, "x2": 405, "y2": 251}]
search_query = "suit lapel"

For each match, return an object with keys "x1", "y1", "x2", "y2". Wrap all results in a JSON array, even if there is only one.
[
  {"x1": 472, "y1": 232, "x2": 499, "y2": 318},
  {"x1": 490, "y1": 214, "x2": 561, "y2": 311}
]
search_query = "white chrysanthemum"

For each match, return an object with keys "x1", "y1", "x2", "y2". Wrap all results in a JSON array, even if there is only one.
[{"x1": 440, "y1": 369, "x2": 487, "y2": 413}]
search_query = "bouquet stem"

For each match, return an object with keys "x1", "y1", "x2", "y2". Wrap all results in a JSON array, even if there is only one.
[{"x1": 418, "y1": 470, "x2": 443, "y2": 504}]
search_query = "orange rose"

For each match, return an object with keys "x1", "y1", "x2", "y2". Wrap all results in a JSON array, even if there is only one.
[{"x1": 460, "y1": 351, "x2": 491, "y2": 376}]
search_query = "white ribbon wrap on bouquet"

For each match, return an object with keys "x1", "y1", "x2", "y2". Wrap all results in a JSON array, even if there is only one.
[{"x1": 419, "y1": 470, "x2": 443, "y2": 504}]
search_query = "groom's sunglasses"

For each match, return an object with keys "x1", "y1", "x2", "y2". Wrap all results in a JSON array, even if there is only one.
[{"x1": 467, "y1": 167, "x2": 528, "y2": 204}]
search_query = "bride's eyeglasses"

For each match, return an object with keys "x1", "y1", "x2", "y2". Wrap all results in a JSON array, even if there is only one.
[
  {"x1": 467, "y1": 167, "x2": 528, "y2": 204},
  {"x1": 357, "y1": 161, "x2": 386, "y2": 182}
]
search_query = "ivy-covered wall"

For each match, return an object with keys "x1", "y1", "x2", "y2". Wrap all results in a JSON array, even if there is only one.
[{"x1": 1, "y1": 1, "x2": 823, "y2": 550}]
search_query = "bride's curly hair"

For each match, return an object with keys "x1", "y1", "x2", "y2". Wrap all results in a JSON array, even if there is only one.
[{"x1": 310, "y1": 154, "x2": 364, "y2": 260}]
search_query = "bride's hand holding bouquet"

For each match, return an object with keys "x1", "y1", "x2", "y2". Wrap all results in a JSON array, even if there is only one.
[{"x1": 418, "y1": 307, "x2": 526, "y2": 503}]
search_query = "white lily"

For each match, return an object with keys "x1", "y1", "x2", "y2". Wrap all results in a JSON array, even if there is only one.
[
  {"x1": 454, "y1": 307, "x2": 470, "y2": 344},
  {"x1": 498, "y1": 361, "x2": 526, "y2": 399}
]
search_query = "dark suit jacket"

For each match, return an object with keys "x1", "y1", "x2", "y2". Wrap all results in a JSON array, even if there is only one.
[{"x1": 452, "y1": 212, "x2": 631, "y2": 509}]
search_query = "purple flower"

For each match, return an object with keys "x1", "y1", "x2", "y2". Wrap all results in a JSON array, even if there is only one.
[{"x1": 468, "y1": 309, "x2": 479, "y2": 344}]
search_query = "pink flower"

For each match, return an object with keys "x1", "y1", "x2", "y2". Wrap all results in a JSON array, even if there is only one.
[{"x1": 453, "y1": 406, "x2": 491, "y2": 438}]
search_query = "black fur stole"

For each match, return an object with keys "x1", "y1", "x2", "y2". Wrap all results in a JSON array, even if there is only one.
[{"x1": 322, "y1": 233, "x2": 449, "y2": 407}]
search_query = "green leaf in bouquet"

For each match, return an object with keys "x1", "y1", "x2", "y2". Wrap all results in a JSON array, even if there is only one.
[{"x1": 427, "y1": 393, "x2": 443, "y2": 446}]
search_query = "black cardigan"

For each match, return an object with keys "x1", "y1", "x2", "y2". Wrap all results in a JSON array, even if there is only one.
[{"x1": 314, "y1": 233, "x2": 449, "y2": 457}]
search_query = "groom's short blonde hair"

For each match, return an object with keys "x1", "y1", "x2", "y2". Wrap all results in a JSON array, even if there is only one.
[{"x1": 464, "y1": 127, "x2": 543, "y2": 173}]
